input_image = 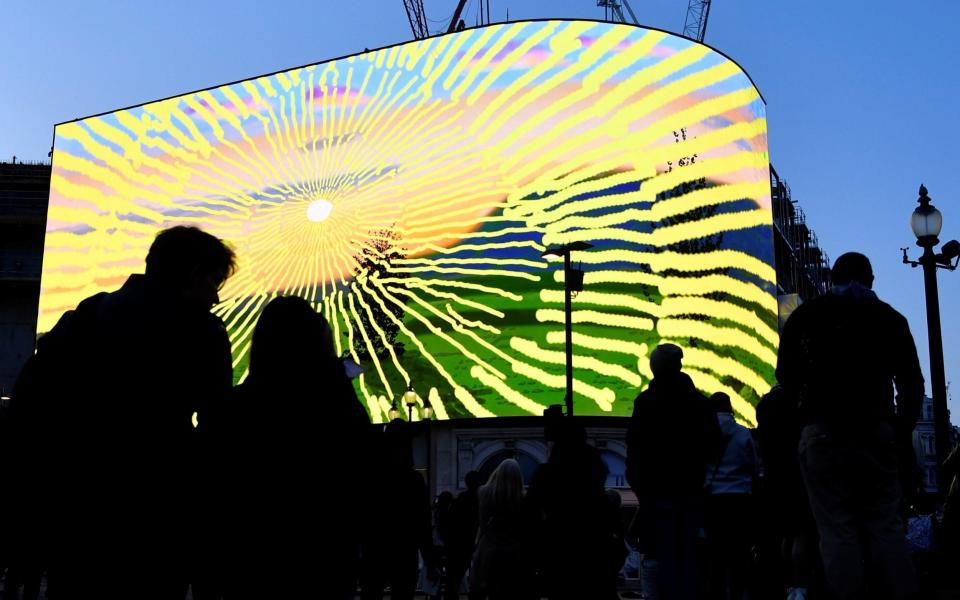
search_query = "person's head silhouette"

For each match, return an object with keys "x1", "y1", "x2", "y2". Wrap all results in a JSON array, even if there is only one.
[
  {"x1": 145, "y1": 226, "x2": 236, "y2": 308},
  {"x1": 710, "y1": 391, "x2": 733, "y2": 414},
  {"x1": 464, "y1": 470, "x2": 483, "y2": 492},
  {"x1": 481, "y1": 458, "x2": 524, "y2": 509},
  {"x1": 831, "y1": 252, "x2": 874, "y2": 289},
  {"x1": 650, "y1": 343, "x2": 683, "y2": 378},
  {"x1": 249, "y1": 295, "x2": 335, "y2": 383}
]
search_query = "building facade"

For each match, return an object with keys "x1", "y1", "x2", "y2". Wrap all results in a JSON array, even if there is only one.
[
  {"x1": 913, "y1": 394, "x2": 960, "y2": 495},
  {"x1": 412, "y1": 418, "x2": 635, "y2": 504},
  {"x1": 913, "y1": 395, "x2": 939, "y2": 493},
  {"x1": 0, "y1": 160, "x2": 49, "y2": 396}
]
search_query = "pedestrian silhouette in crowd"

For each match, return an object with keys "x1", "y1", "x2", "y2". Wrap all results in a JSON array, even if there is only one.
[
  {"x1": 468, "y1": 458, "x2": 535, "y2": 600},
  {"x1": 755, "y1": 384, "x2": 819, "y2": 600},
  {"x1": 777, "y1": 251, "x2": 924, "y2": 600},
  {"x1": 2, "y1": 562, "x2": 42, "y2": 600},
  {"x1": 940, "y1": 442, "x2": 960, "y2": 586},
  {"x1": 427, "y1": 491, "x2": 455, "y2": 599},
  {"x1": 445, "y1": 470, "x2": 484, "y2": 600},
  {"x1": 526, "y1": 418, "x2": 621, "y2": 600},
  {"x1": 5, "y1": 225, "x2": 236, "y2": 599},
  {"x1": 201, "y1": 295, "x2": 371, "y2": 599},
  {"x1": 625, "y1": 343, "x2": 722, "y2": 600},
  {"x1": 433, "y1": 491, "x2": 455, "y2": 549},
  {"x1": 0, "y1": 391, "x2": 42, "y2": 600},
  {"x1": 360, "y1": 419, "x2": 433, "y2": 600},
  {"x1": 703, "y1": 392, "x2": 758, "y2": 600},
  {"x1": 603, "y1": 489, "x2": 628, "y2": 595}
]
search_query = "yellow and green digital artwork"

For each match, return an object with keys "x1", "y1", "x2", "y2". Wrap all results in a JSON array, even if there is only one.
[{"x1": 41, "y1": 20, "x2": 776, "y2": 423}]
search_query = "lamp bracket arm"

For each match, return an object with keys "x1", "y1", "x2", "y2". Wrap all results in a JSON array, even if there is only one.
[{"x1": 902, "y1": 247, "x2": 920, "y2": 267}]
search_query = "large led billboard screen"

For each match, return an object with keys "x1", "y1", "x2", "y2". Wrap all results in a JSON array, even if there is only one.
[{"x1": 41, "y1": 20, "x2": 775, "y2": 423}]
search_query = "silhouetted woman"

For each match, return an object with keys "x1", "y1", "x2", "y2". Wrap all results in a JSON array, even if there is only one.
[
  {"x1": 469, "y1": 458, "x2": 535, "y2": 600},
  {"x1": 202, "y1": 295, "x2": 370, "y2": 599}
]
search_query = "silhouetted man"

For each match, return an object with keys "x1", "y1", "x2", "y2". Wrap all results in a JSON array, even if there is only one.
[
  {"x1": 360, "y1": 420, "x2": 433, "y2": 600},
  {"x1": 8, "y1": 226, "x2": 236, "y2": 599},
  {"x1": 755, "y1": 384, "x2": 817, "y2": 600},
  {"x1": 526, "y1": 419, "x2": 617, "y2": 600},
  {"x1": 626, "y1": 343, "x2": 722, "y2": 600},
  {"x1": 777, "y1": 252, "x2": 923, "y2": 600},
  {"x1": 704, "y1": 392, "x2": 758, "y2": 600},
  {"x1": 444, "y1": 470, "x2": 482, "y2": 600}
]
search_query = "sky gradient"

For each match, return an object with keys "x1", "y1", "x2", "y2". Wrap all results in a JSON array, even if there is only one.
[{"x1": 3, "y1": 0, "x2": 959, "y2": 419}]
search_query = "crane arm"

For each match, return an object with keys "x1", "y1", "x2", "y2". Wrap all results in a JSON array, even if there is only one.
[
  {"x1": 683, "y1": 0, "x2": 713, "y2": 42},
  {"x1": 621, "y1": 0, "x2": 640, "y2": 25},
  {"x1": 403, "y1": 0, "x2": 430, "y2": 39},
  {"x1": 446, "y1": 0, "x2": 469, "y2": 33}
]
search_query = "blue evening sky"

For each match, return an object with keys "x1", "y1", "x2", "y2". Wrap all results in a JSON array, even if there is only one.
[{"x1": 3, "y1": 0, "x2": 959, "y2": 419}]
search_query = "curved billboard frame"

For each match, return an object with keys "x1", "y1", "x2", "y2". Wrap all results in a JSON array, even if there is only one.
[{"x1": 42, "y1": 20, "x2": 775, "y2": 423}]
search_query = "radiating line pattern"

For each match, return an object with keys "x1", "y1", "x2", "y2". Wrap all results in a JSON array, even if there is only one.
[{"x1": 41, "y1": 20, "x2": 776, "y2": 423}]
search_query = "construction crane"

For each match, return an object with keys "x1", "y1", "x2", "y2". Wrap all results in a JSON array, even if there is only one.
[
  {"x1": 402, "y1": 0, "x2": 469, "y2": 39},
  {"x1": 445, "y1": 0, "x2": 469, "y2": 33},
  {"x1": 682, "y1": 0, "x2": 712, "y2": 42},
  {"x1": 402, "y1": 0, "x2": 429, "y2": 39},
  {"x1": 597, "y1": 0, "x2": 640, "y2": 26}
]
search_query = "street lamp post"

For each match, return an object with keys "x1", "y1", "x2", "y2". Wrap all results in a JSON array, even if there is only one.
[
  {"x1": 400, "y1": 380, "x2": 435, "y2": 494},
  {"x1": 903, "y1": 184, "x2": 960, "y2": 496},
  {"x1": 541, "y1": 241, "x2": 593, "y2": 416},
  {"x1": 421, "y1": 394, "x2": 434, "y2": 499}
]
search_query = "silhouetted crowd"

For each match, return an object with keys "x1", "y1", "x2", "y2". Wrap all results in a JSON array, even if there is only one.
[{"x1": 2, "y1": 227, "x2": 960, "y2": 600}]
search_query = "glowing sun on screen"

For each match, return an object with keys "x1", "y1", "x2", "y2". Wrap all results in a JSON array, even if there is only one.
[{"x1": 306, "y1": 199, "x2": 334, "y2": 223}]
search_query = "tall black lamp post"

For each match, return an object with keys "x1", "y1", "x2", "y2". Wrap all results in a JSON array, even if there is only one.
[
  {"x1": 902, "y1": 184, "x2": 960, "y2": 496},
  {"x1": 541, "y1": 241, "x2": 593, "y2": 417}
]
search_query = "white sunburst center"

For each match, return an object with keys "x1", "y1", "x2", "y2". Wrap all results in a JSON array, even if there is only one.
[{"x1": 306, "y1": 199, "x2": 333, "y2": 222}]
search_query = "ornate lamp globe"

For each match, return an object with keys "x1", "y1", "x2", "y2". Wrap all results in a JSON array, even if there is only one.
[
  {"x1": 388, "y1": 399, "x2": 401, "y2": 421},
  {"x1": 404, "y1": 382, "x2": 417, "y2": 420},
  {"x1": 912, "y1": 184, "x2": 943, "y2": 246}
]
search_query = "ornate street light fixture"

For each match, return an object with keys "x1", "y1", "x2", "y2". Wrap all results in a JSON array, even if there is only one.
[
  {"x1": 422, "y1": 397, "x2": 434, "y2": 420},
  {"x1": 404, "y1": 382, "x2": 418, "y2": 421},
  {"x1": 388, "y1": 398, "x2": 401, "y2": 421},
  {"x1": 902, "y1": 184, "x2": 960, "y2": 496}
]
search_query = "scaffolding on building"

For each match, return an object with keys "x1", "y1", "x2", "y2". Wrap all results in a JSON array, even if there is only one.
[{"x1": 770, "y1": 165, "x2": 830, "y2": 301}]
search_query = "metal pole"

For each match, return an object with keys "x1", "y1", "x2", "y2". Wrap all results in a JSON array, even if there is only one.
[
  {"x1": 423, "y1": 415, "x2": 432, "y2": 502},
  {"x1": 564, "y1": 252, "x2": 573, "y2": 416},
  {"x1": 920, "y1": 244, "x2": 952, "y2": 496}
]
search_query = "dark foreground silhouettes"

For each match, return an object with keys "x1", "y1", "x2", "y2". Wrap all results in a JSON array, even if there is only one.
[
  {"x1": 360, "y1": 420, "x2": 433, "y2": 600},
  {"x1": 626, "y1": 343, "x2": 722, "y2": 600},
  {"x1": 203, "y1": 295, "x2": 371, "y2": 599},
  {"x1": 6, "y1": 226, "x2": 237, "y2": 599},
  {"x1": 527, "y1": 419, "x2": 621, "y2": 600},
  {"x1": 778, "y1": 251, "x2": 924, "y2": 600},
  {"x1": 468, "y1": 458, "x2": 535, "y2": 600}
]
